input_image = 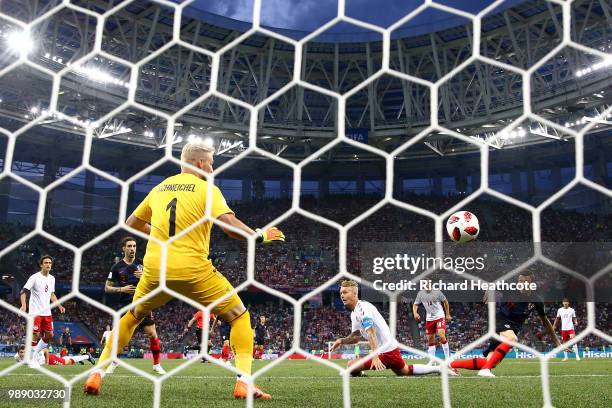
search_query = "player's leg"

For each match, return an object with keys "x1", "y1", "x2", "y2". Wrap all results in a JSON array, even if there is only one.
[
  {"x1": 569, "y1": 332, "x2": 580, "y2": 360},
  {"x1": 84, "y1": 278, "x2": 171, "y2": 395},
  {"x1": 174, "y1": 271, "x2": 270, "y2": 399},
  {"x1": 477, "y1": 329, "x2": 516, "y2": 377},
  {"x1": 426, "y1": 329, "x2": 436, "y2": 363},
  {"x1": 32, "y1": 318, "x2": 53, "y2": 359},
  {"x1": 142, "y1": 322, "x2": 165, "y2": 373},
  {"x1": 562, "y1": 331, "x2": 569, "y2": 360},
  {"x1": 437, "y1": 328, "x2": 450, "y2": 360},
  {"x1": 450, "y1": 338, "x2": 496, "y2": 371},
  {"x1": 62, "y1": 354, "x2": 91, "y2": 365},
  {"x1": 347, "y1": 358, "x2": 366, "y2": 377}
]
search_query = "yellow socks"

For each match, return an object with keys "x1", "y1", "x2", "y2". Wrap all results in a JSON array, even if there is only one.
[
  {"x1": 229, "y1": 310, "x2": 254, "y2": 376},
  {"x1": 98, "y1": 311, "x2": 142, "y2": 367}
]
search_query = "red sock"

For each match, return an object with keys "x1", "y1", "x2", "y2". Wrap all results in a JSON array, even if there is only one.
[
  {"x1": 451, "y1": 358, "x2": 487, "y2": 370},
  {"x1": 68, "y1": 358, "x2": 75, "y2": 365},
  {"x1": 406, "y1": 365, "x2": 413, "y2": 375},
  {"x1": 150, "y1": 337, "x2": 161, "y2": 365},
  {"x1": 482, "y1": 343, "x2": 512, "y2": 370}
]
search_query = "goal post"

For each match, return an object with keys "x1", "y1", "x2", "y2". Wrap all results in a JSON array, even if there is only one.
[{"x1": 327, "y1": 341, "x2": 371, "y2": 360}]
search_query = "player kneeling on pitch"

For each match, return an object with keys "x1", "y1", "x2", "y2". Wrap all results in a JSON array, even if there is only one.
[{"x1": 330, "y1": 280, "x2": 458, "y2": 377}]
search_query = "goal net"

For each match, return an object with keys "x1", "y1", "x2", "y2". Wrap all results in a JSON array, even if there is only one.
[{"x1": 0, "y1": 0, "x2": 610, "y2": 407}]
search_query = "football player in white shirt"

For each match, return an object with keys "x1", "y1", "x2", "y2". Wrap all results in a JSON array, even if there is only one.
[
  {"x1": 19, "y1": 255, "x2": 65, "y2": 367},
  {"x1": 100, "y1": 325, "x2": 112, "y2": 346},
  {"x1": 553, "y1": 298, "x2": 580, "y2": 361},
  {"x1": 413, "y1": 289, "x2": 452, "y2": 361},
  {"x1": 330, "y1": 280, "x2": 458, "y2": 377}
]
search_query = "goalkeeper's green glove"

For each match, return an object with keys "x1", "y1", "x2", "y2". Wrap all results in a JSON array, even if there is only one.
[{"x1": 256, "y1": 227, "x2": 285, "y2": 244}]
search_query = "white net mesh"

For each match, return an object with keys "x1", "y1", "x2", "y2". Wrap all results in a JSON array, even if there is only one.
[{"x1": 0, "y1": 0, "x2": 610, "y2": 407}]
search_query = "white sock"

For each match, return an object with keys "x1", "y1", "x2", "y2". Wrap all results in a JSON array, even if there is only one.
[
  {"x1": 573, "y1": 345, "x2": 579, "y2": 357},
  {"x1": 564, "y1": 351, "x2": 568, "y2": 358},
  {"x1": 427, "y1": 346, "x2": 436, "y2": 358},
  {"x1": 70, "y1": 355, "x2": 90, "y2": 363},
  {"x1": 412, "y1": 364, "x2": 441, "y2": 375},
  {"x1": 441, "y1": 342, "x2": 450, "y2": 359},
  {"x1": 94, "y1": 368, "x2": 107, "y2": 378},
  {"x1": 33, "y1": 339, "x2": 48, "y2": 356}
]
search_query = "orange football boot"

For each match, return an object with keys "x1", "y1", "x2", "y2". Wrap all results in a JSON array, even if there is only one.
[
  {"x1": 233, "y1": 380, "x2": 271, "y2": 400},
  {"x1": 83, "y1": 372, "x2": 102, "y2": 395}
]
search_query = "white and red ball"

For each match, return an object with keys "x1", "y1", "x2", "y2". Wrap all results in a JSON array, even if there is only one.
[{"x1": 446, "y1": 211, "x2": 479, "y2": 243}]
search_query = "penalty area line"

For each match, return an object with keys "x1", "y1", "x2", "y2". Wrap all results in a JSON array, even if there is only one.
[{"x1": 5, "y1": 373, "x2": 612, "y2": 380}]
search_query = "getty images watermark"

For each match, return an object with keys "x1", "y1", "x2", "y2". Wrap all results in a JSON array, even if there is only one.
[{"x1": 359, "y1": 242, "x2": 611, "y2": 302}]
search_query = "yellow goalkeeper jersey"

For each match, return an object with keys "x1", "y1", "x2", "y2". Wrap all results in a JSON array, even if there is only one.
[{"x1": 132, "y1": 173, "x2": 233, "y2": 279}]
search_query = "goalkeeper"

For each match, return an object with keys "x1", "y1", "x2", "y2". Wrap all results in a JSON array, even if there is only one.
[{"x1": 84, "y1": 141, "x2": 285, "y2": 400}]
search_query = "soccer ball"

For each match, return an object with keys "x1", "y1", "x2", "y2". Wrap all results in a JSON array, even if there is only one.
[{"x1": 446, "y1": 211, "x2": 479, "y2": 243}]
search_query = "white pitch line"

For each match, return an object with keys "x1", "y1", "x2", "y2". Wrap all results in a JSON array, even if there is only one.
[{"x1": 6, "y1": 373, "x2": 612, "y2": 380}]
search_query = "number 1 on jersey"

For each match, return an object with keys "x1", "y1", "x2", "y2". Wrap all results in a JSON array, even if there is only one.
[{"x1": 166, "y1": 198, "x2": 177, "y2": 237}]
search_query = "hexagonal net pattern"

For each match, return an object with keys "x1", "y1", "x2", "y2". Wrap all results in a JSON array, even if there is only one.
[{"x1": 0, "y1": 0, "x2": 610, "y2": 407}]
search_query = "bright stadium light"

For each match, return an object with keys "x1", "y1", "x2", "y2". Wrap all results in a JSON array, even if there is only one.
[
  {"x1": 73, "y1": 64, "x2": 130, "y2": 88},
  {"x1": 6, "y1": 30, "x2": 34, "y2": 56}
]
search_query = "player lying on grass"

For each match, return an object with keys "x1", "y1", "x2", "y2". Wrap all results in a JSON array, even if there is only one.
[
  {"x1": 449, "y1": 272, "x2": 561, "y2": 377},
  {"x1": 330, "y1": 280, "x2": 458, "y2": 377},
  {"x1": 84, "y1": 141, "x2": 284, "y2": 400},
  {"x1": 15, "y1": 345, "x2": 95, "y2": 366}
]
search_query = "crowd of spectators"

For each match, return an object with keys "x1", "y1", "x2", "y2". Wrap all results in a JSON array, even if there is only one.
[
  {"x1": 1, "y1": 294, "x2": 610, "y2": 354},
  {"x1": 1, "y1": 194, "x2": 610, "y2": 356}
]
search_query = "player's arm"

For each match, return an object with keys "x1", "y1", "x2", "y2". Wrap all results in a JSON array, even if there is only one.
[
  {"x1": 105, "y1": 279, "x2": 135, "y2": 294},
  {"x1": 126, "y1": 214, "x2": 151, "y2": 235},
  {"x1": 365, "y1": 327, "x2": 386, "y2": 370},
  {"x1": 185, "y1": 316, "x2": 196, "y2": 332},
  {"x1": 19, "y1": 289, "x2": 28, "y2": 312},
  {"x1": 412, "y1": 303, "x2": 421, "y2": 321},
  {"x1": 537, "y1": 304, "x2": 561, "y2": 348},
  {"x1": 126, "y1": 191, "x2": 152, "y2": 234},
  {"x1": 217, "y1": 212, "x2": 284, "y2": 244},
  {"x1": 331, "y1": 331, "x2": 362, "y2": 351},
  {"x1": 552, "y1": 316, "x2": 560, "y2": 331},
  {"x1": 442, "y1": 299, "x2": 451, "y2": 321},
  {"x1": 19, "y1": 276, "x2": 34, "y2": 312},
  {"x1": 50, "y1": 292, "x2": 65, "y2": 314},
  {"x1": 572, "y1": 310, "x2": 578, "y2": 327},
  {"x1": 210, "y1": 315, "x2": 218, "y2": 333},
  {"x1": 44, "y1": 349, "x2": 49, "y2": 365}
]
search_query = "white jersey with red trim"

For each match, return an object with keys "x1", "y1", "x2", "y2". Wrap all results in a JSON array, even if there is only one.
[
  {"x1": 350, "y1": 300, "x2": 396, "y2": 353},
  {"x1": 556, "y1": 307, "x2": 576, "y2": 331},
  {"x1": 414, "y1": 290, "x2": 446, "y2": 321},
  {"x1": 23, "y1": 272, "x2": 55, "y2": 316}
]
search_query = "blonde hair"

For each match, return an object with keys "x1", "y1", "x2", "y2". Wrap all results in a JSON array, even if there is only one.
[
  {"x1": 180, "y1": 142, "x2": 215, "y2": 168},
  {"x1": 340, "y1": 280, "x2": 359, "y2": 289}
]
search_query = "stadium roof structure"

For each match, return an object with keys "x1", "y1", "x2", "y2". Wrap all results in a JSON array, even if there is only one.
[{"x1": 0, "y1": 0, "x2": 610, "y2": 170}]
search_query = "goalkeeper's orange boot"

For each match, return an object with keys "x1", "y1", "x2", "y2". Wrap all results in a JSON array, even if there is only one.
[
  {"x1": 233, "y1": 380, "x2": 272, "y2": 400},
  {"x1": 83, "y1": 372, "x2": 102, "y2": 395}
]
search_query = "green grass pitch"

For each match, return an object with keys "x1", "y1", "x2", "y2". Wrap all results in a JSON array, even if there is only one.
[{"x1": 0, "y1": 358, "x2": 610, "y2": 407}]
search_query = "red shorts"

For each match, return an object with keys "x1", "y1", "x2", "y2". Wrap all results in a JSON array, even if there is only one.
[
  {"x1": 33, "y1": 316, "x2": 53, "y2": 333},
  {"x1": 425, "y1": 318, "x2": 446, "y2": 335},
  {"x1": 47, "y1": 354, "x2": 65, "y2": 366},
  {"x1": 561, "y1": 329, "x2": 575, "y2": 342},
  {"x1": 362, "y1": 348, "x2": 406, "y2": 371}
]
